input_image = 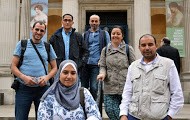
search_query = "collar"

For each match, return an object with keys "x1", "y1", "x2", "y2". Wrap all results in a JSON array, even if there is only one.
[
  {"x1": 62, "y1": 28, "x2": 72, "y2": 35},
  {"x1": 140, "y1": 54, "x2": 159, "y2": 65}
]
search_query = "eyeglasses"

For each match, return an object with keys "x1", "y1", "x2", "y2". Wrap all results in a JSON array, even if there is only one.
[
  {"x1": 35, "y1": 28, "x2": 45, "y2": 33},
  {"x1": 63, "y1": 19, "x2": 73, "y2": 23}
]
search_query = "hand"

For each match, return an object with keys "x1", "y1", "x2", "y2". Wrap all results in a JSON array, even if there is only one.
[
  {"x1": 21, "y1": 75, "x2": 37, "y2": 86},
  {"x1": 120, "y1": 115, "x2": 128, "y2": 120},
  {"x1": 97, "y1": 73, "x2": 105, "y2": 81},
  {"x1": 38, "y1": 76, "x2": 48, "y2": 87}
]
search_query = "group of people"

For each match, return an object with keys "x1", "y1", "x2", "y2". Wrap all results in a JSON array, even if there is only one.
[{"x1": 11, "y1": 13, "x2": 184, "y2": 120}]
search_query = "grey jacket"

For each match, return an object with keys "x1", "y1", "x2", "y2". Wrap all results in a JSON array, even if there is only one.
[
  {"x1": 98, "y1": 41, "x2": 136, "y2": 94},
  {"x1": 129, "y1": 56, "x2": 173, "y2": 119}
]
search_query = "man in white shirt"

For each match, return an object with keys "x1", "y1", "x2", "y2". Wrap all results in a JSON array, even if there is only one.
[{"x1": 119, "y1": 34, "x2": 184, "y2": 120}]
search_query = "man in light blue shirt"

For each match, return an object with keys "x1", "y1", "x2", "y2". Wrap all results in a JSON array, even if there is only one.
[{"x1": 11, "y1": 21, "x2": 57, "y2": 120}]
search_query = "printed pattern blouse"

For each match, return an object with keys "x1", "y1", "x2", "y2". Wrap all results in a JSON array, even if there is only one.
[{"x1": 37, "y1": 88, "x2": 101, "y2": 120}]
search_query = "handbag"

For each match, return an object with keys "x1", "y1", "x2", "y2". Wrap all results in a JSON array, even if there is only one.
[
  {"x1": 30, "y1": 39, "x2": 54, "y2": 85},
  {"x1": 11, "y1": 79, "x2": 20, "y2": 91}
]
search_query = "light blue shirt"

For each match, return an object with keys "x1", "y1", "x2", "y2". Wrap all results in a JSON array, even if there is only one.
[
  {"x1": 87, "y1": 29, "x2": 110, "y2": 65},
  {"x1": 13, "y1": 39, "x2": 57, "y2": 86},
  {"x1": 62, "y1": 29, "x2": 72, "y2": 60}
]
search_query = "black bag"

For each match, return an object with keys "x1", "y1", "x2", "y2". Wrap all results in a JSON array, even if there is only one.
[{"x1": 11, "y1": 79, "x2": 20, "y2": 91}]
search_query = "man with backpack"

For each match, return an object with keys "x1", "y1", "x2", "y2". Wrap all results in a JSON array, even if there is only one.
[
  {"x1": 11, "y1": 21, "x2": 57, "y2": 120},
  {"x1": 81, "y1": 14, "x2": 110, "y2": 100},
  {"x1": 49, "y1": 13, "x2": 88, "y2": 71}
]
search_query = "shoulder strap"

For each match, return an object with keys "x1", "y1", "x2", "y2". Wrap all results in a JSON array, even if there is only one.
[
  {"x1": 126, "y1": 44, "x2": 131, "y2": 65},
  {"x1": 126, "y1": 44, "x2": 129, "y2": 58},
  {"x1": 80, "y1": 87, "x2": 87, "y2": 118},
  {"x1": 84, "y1": 31, "x2": 89, "y2": 42},
  {"x1": 44, "y1": 42, "x2": 50, "y2": 63},
  {"x1": 80, "y1": 87, "x2": 85, "y2": 108},
  {"x1": 30, "y1": 39, "x2": 48, "y2": 75},
  {"x1": 99, "y1": 30, "x2": 107, "y2": 50},
  {"x1": 18, "y1": 40, "x2": 27, "y2": 68}
]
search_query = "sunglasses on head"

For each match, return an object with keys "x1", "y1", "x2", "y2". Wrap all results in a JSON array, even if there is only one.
[{"x1": 35, "y1": 28, "x2": 45, "y2": 33}]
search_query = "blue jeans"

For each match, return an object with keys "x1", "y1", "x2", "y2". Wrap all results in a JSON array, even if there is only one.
[
  {"x1": 81, "y1": 64, "x2": 99, "y2": 100},
  {"x1": 15, "y1": 83, "x2": 49, "y2": 120},
  {"x1": 128, "y1": 114, "x2": 169, "y2": 120}
]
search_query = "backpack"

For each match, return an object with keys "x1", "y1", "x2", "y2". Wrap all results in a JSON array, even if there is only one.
[{"x1": 105, "y1": 44, "x2": 130, "y2": 64}]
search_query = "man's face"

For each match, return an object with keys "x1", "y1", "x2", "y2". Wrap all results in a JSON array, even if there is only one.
[
  {"x1": 62, "y1": 15, "x2": 74, "y2": 30},
  {"x1": 89, "y1": 15, "x2": 100, "y2": 31},
  {"x1": 32, "y1": 23, "x2": 46, "y2": 41},
  {"x1": 139, "y1": 35, "x2": 157, "y2": 62}
]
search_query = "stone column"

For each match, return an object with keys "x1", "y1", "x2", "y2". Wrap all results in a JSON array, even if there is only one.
[
  {"x1": 0, "y1": 0, "x2": 20, "y2": 66},
  {"x1": 181, "y1": 0, "x2": 190, "y2": 104},
  {"x1": 62, "y1": 0, "x2": 79, "y2": 31},
  {"x1": 20, "y1": 0, "x2": 30, "y2": 40},
  {"x1": 0, "y1": 0, "x2": 20, "y2": 104},
  {"x1": 134, "y1": 0, "x2": 151, "y2": 59}
]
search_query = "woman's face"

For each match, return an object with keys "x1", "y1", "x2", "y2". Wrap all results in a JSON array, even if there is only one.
[
  {"x1": 111, "y1": 28, "x2": 123, "y2": 44},
  {"x1": 59, "y1": 64, "x2": 77, "y2": 87},
  {"x1": 35, "y1": 8, "x2": 41, "y2": 14}
]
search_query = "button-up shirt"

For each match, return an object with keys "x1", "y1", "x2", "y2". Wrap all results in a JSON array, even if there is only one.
[{"x1": 62, "y1": 29, "x2": 72, "y2": 60}]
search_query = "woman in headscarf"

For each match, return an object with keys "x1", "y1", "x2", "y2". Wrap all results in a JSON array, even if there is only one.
[{"x1": 38, "y1": 60, "x2": 101, "y2": 120}]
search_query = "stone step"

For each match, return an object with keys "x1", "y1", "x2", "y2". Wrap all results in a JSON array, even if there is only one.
[{"x1": 0, "y1": 104, "x2": 190, "y2": 120}]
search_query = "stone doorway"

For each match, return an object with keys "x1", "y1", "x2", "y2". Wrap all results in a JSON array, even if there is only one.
[{"x1": 85, "y1": 11, "x2": 129, "y2": 43}]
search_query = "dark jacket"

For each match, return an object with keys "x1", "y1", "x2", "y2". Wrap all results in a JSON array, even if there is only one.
[
  {"x1": 49, "y1": 27, "x2": 89, "y2": 69},
  {"x1": 157, "y1": 44, "x2": 180, "y2": 73}
]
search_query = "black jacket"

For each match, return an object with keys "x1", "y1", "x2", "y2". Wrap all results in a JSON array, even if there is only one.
[
  {"x1": 157, "y1": 44, "x2": 180, "y2": 73},
  {"x1": 49, "y1": 27, "x2": 89, "y2": 69}
]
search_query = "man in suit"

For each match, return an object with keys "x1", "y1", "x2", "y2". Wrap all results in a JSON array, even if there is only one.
[{"x1": 157, "y1": 37, "x2": 180, "y2": 74}]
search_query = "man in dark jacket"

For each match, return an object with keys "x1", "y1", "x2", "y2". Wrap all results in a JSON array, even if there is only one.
[
  {"x1": 157, "y1": 37, "x2": 180, "y2": 74},
  {"x1": 49, "y1": 14, "x2": 88, "y2": 71}
]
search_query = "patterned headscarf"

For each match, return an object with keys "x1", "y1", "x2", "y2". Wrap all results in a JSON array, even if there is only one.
[{"x1": 41, "y1": 60, "x2": 80, "y2": 110}]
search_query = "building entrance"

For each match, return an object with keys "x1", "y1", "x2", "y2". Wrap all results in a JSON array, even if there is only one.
[{"x1": 85, "y1": 11, "x2": 129, "y2": 43}]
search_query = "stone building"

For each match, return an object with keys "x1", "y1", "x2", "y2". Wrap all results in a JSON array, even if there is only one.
[{"x1": 0, "y1": 0, "x2": 190, "y2": 104}]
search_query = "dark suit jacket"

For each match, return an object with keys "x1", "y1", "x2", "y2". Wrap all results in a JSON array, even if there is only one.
[
  {"x1": 49, "y1": 27, "x2": 89, "y2": 69},
  {"x1": 157, "y1": 44, "x2": 180, "y2": 73}
]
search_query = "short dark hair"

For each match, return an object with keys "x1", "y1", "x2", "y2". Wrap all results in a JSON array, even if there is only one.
[
  {"x1": 169, "y1": 2, "x2": 179, "y2": 8},
  {"x1": 163, "y1": 38, "x2": 171, "y2": 45},
  {"x1": 62, "y1": 14, "x2": 73, "y2": 20},
  {"x1": 32, "y1": 21, "x2": 46, "y2": 30},
  {"x1": 139, "y1": 34, "x2": 156, "y2": 45},
  {"x1": 34, "y1": 4, "x2": 43, "y2": 11}
]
